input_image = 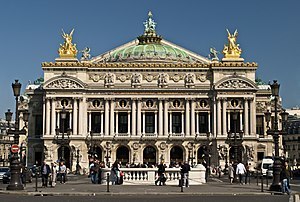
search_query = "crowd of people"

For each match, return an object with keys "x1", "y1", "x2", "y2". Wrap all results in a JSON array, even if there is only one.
[{"x1": 39, "y1": 160, "x2": 67, "y2": 188}]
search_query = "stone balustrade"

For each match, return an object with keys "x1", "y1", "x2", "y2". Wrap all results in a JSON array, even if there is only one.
[{"x1": 100, "y1": 164, "x2": 206, "y2": 185}]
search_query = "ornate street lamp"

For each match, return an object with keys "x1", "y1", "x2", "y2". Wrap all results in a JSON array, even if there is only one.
[
  {"x1": 55, "y1": 106, "x2": 70, "y2": 162},
  {"x1": 265, "y1": 80, "x2": 286, "y2": 191},
  {"x1": 6, "y1": 80, "x2": 28, "y2": 191}
]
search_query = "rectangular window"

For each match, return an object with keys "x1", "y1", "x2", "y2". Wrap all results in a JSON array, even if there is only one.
[
  {"x1": 145, "y1": 113, "x2": 155, "y2": 133},
  {"x1": 257, "y1": 152, "x2": 264, "y2": 161},
  {"x1": 91, "y1": 112, "x2": 101, "y2": 133},
  {"x1": 230, "y1": 113, "x2": 241, "y2": 132},
  {"x1": 59, "y1": 112, "x2": 70, "y2": 133},
  {"x1": 199, "y1": 112, "x2": 208, "y2": 133},
  {"x1": 35, "y1": 115, "x2": 43, "y2": 138},
  {"x1": 256, "y1": 115, "x2": 264, "y2": 137},
  {"x1": 118, "y1": 112, "x2": 128, "y2": 133},
  {"x1": 172, "y1": 112, "x2": 182, "y2": 133}
]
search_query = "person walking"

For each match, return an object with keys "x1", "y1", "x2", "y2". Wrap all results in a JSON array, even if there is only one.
[
  {"x1": 155, "y1": 162, "x2": 166, "y2": 186},
  {"x1": 40, "y1": 161, "x2": 51, "y2": 187},
  {"x1": 181, "y1": 161, "x2": 191, "y2": 187},
  {"x1": 228, "y1": 163, "x2": 234, "y2": 184},
  {"x1": 111, "y1": 161, "x2": 120, "y2": 185},
  {"x1": 280, "y1": 163, "x2": 292, "y2": 195},
  {"x1": 50, "y1": 162, "x2": 57, "y2": 187},
  {"x1": 236, "y1": 161, "x2": 246, "y2": 184},
  {"x1": 59, "y1": 161, "x2": 67, "y2": 184}
]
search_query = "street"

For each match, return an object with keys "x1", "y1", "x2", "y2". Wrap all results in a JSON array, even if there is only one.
[{"x1": 0, "y1": 195, "x2": 291, "y2": 202}]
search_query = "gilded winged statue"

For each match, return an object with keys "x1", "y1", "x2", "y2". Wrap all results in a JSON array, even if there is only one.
[
  {"x1": 58, "y1": 29, "x2": 78, "y2": 58},
  {"x1": 222, "y1": 29, "x2": 242, "y2": 58}
]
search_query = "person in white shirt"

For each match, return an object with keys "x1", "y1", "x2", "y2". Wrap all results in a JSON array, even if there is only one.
[{"x1": 236, "y1": 162, "x2": 246, "y2": 184}]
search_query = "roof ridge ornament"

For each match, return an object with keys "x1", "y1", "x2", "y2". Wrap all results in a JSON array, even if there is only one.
[
  {"x1": 138, "y1": 11, "x2": 162, "y2": 45},
  {"x1": 58, "y1": 29, "x2": 78, "y2": 59},
  {"x1": 222, "y1": 29, "x2": 244, "y2": 62}
]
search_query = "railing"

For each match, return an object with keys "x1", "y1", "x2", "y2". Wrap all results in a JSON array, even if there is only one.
[{"x1": 100, "y1": 165, "x2": 206, "y2": 185}]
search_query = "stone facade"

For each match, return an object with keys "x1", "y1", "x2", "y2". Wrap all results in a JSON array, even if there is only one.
[{"x1": 24, "y1": 13, "x2": 285, "y2": 173}]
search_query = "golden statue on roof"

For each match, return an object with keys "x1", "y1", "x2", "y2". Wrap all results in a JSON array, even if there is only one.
[
  {"x1": 222, "y1": 29, "x2": 242, "y2": 58},
  {"x1": 58, "y1": 29, "x2": 78, "y2": 58}
]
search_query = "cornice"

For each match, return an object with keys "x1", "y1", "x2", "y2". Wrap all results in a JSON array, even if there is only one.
[{"x1": 211, "y1": 62, "x2": 258, "y2": 68}]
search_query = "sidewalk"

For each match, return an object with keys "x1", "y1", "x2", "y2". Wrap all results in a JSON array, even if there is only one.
[{"x1": 0, "y1": 175, "x2": 298, "y2": 196}]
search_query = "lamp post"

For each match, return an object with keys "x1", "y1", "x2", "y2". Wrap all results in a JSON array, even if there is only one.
[
  {"x1": 55, "y1": 106, "x2": 70, "y2": 162},
  {"x1": 265, "y1": 80, "x2": 287, "y2": 191},
  {"x1": 6, "y1": 80, "x2": 28, "y2": 190},
  {"x1": 232, "y1": 111, "x2": 238, "y2": 164},
  {"x1": 280, "y1": 109, "x2": 289, "y2": 159}
]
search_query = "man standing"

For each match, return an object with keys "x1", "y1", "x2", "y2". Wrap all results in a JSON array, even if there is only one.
[
  {"x1": 50, "y1": 162, "x2": 57, "y2": 187},
  {"x1": 181, "y1": 161, "x2": 191, "y2": 187},
  {"x1": 155, "y1": 162, "x2": 166, "y2": 186},
  {"x1": 41, "y1": 161, "x2": 51, "y2": 187},
  {"x1": 59, "y1": 161, "x2": 67, "y2": 184},
  {"x1": 236, "y1": 161, "x2": 246, "y2": 184}
]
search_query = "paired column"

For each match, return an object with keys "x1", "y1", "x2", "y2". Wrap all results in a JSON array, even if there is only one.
[
  {"x1": 115, "y1": 112, "x2": 119, "y2": 134},
  {"x1": 185, "y1": 99, "x2": 190, "y2": 136},
  {"x1": 51, "y1": 98, "x2": 56, "y2": 135},
  {"x1": 110, "y1": 100, "x2": 115, "y2": 136},
  {"x1": 244, "y1": 98, "x2": 249, "y2": 135},
  {"x1": 73, "y1": 98, "x2": 78, "y2": 135},
  {"x1": 104, "y1": 99, "x2": 110, "y2": 136},
  {"x1": 249, "y1": 97, "x2": 256, "y2": 136},
  {"x1": 142, "y1": 112, "x2": 145, "y2": 135},
  {"x1": 217, "y1": 98, "x2": 222, "y2": 136},
  {"x1": 164, "y1": 100, "x2": 169, "y2": 136},
  {"x1": 158, "y1": 99, "x2": 163, "y2": 136},
  {"x1": 154, "y1": 112, "x2": 158, "y2": 135},
  {"x1": 45, "y1": 98, "x2": 51, "y2": 136},
  {"x1": 213, "y1": 98, "x2": 217, "y2": 137},
  {"x1": 181, "y1": 112, "x2": 184, "y2": 134},
  {"x1": 127, "y1": 111, "x2": 131, "y2": 135},
  {"x1": 196, "y1": 112, "x2": 199, "y2": 135},
  {"x1": 131, "y1": 99, "x2": 136, "y2": 136},
  {"x1": 191, "y1": 100, "x2": 196, "y2": 136},
  {"x1": 222, "y1": 98, "x2": 227, "y2": 136},
  {"x1": 137, "y1": 99, "x2": 142, "y2": 136}
]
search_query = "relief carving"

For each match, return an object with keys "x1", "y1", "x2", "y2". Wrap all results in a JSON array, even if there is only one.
[
  {"x1": 104, "y1": 73, "x2": 115, "y2": 87},
  {"x1": 158, "y1": 73, "x2": 169, "y2": 88},
  {"x1": 46, "y1": 79, "x2": 83, "y2": 89},
  {"x1": 218, "y1": 79, "x2": 252, "y2": 89}
]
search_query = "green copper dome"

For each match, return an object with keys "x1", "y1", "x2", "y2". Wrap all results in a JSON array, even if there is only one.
[{"x1": 106, "y1": 11, "x2": 193, "y2": 63}]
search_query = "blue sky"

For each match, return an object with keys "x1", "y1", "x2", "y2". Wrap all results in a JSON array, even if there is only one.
[{"x1": 0, "y1": 0, "x2": 299, "y2": 118}]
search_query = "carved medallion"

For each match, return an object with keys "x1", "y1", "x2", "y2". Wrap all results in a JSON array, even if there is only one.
[
  {"x1": 159, "y1": 142, "x2": 166, "y2": 150},
  {"x1": 145, "y1": 74, "x2": 154, "y2": 82},
  {"x1": 197, "y1": 74, "x2": 207, "y2": 82},
  {"x1": 132, "y1": 142, "x2": 139, "y2": 150}
]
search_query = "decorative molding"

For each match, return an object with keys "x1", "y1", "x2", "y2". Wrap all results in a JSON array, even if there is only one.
[{"x1": 45, "y1": 78, "x2": 84, "y2": 89}]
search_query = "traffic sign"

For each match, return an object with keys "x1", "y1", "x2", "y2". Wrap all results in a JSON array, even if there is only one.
[{"x1": 11, "y1": 144, "x2": 19, "y2": 153}]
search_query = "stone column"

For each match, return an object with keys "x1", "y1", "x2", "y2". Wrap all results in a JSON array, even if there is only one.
[
  {"x1": 110, "y1": 99, "x2": 115, "y2": 136},
  {"x1": 227, "y1": 112, "x2": 231, "y2": 132},
  {"x1": 164, "y1": 100, "x2": 169, "y2": 136},
  {"x1": 208, "y1": 112, "x2": 211, "y2": 133},
  {"x1": 181, "y1": 112, "x2": 184, "y2": 135},
  {"x1": 73, "y1": 98, "x2": 78, "y2": 135},
  {"x1": 158, "y1": 99, "x2": 163, "y2": 136},
  {"x1": 244, "y1": 98, "x2": 249, "y2": 136},
  {"x1": 252, "y1": 97, "x2": 256, "y2": 136},
  {"x1": 78, "y1": 98, "x2": 83, "y2": 135},
  {"x1": 88, "y1": 112, "x2": 92, "y2": 132},
  {"x1": 185, "y1": 99, "x2": 190, "y2": 136},
  {"x1": 213, "y1": 98, "x2": 217, "y2": 138},
  {"x1": 142, "y1": 111, "x2": 145, "y2": 135},
  {"x1": 115, "y1": 112, "x2": 119, "y2": 135},
  {"x1": 51, "y1": 98, "x2": 56, "y2": 136},
  {"x1": 127, "y1": 111, "x2": 131, "y2": 135},
  {"x1": 43, "y1": 98, "x2": 46, "y2": 136},
  {"x1": 240, "y1": 112, "x2": 243, "y2": 131},
  {"x1": 131, "y1": 99, "x2": 136, "y2": 136},
  {"x1": 82, "y1": 97, "x2": 88, "y2": 136},
  {"x1": 154, "y1": 111, "x2": 158, "y2": 135},
  {"x1": 69, "y1": 111, "x2": 72, "y2": 130},
  {"x1": 191, "y1": 100, "x2": 196, "y2": 136},
  {"x1": 45, "y1": 98, "x2": 51, "y2": 136},
  {"x1": 137, "y1": 99, "x2": 142, "y2": 136},
  {"x1": 100, "y1": 112, "x2": 104, "y2": 135},
  {"x1": 249, "y1": 98, "x2": 256, "y2": 136},
  {"x1": 196, "y1": 112, "x2": 199, "y2": 135},
  {"x1": 217, "y1": 98, "x2": 222, "y2": 136},
  {"x1": 169, "y1": 112, "x2": 172, "y2": 134},
  {"x1": 104, "y1": 99, "x2": 109, "y2": 136},
  {"x1": 222, "y1": 98, "x2": 227, "y2": 136}
]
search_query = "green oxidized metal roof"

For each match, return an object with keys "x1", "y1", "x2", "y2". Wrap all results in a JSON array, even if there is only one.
[{"x1": 107, "y1": 11, "x2": 193, "y2": 63}]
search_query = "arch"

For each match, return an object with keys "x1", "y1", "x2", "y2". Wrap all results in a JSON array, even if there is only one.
[
  {"x1": 44, "y1": 74, "x2": 86, "y2": 89},
  {"x1": 58, "y1": 146, "x2": 71, "y2": 168},
  {"x1": 170, "y1": 145, "x2": 183, "y2": 164},
  {"x1": 143, "y1": 145, "x2": 157, "y2": 166},
  {"x1": 229, "y1": 145, "x2": 244, "y2": 163},
  {"x1": 116, "y1": 146, "x2": 130, "y2": 166},
  {"x1": 197, "y1": 145, "x2": 209, "y2": 164},
  {"x1": 214, "y1": 75, "x2": 257, "y2": 90}
]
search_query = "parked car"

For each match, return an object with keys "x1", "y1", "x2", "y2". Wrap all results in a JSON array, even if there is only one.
[
  {"x1": 0, "y1": 167, "x2": 9, "y2": 180},
  {"x1": 3, "y1": 168, "x2": 33, "y2": 184}
]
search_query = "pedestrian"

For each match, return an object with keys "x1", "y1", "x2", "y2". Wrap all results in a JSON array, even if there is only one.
[
  {"x1": 40, "y1": 160, "x2": 51, "y2": 187},
  {"x1": 283, "y1": 160, "x2": 292, "y2": 189},
  {"x1": 50, "y1": 162, "x2": 57, "y2": 187},
  {"x1": 155, "y1": 161, "x2": 166, "y2": 186},
  {"x1": 111, "y1": 161, "x2": 120, "y2": 185},
  {"x1": 280, "y1": 163, "x2": 292, "y2": 195},
  {"x1": 180, "y1": 161, "x2": 191, "y2": 187},
  {"x1": 59, "y1": 161, "x2": 67, "y2": 184},
  {"x1": 228, "y1": 163, "x2": 234, "y2": 184},
  {"x1": 236, "y1": 161, "x2": 246, "y2": 185},
  {"x1": 245, "y1": 163, "x2": 250, "y2": 184}
]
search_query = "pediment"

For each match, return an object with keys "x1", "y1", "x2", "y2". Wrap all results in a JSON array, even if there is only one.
[
  {"x1": 44, "y1": 74, "x2": 86, "y2": 90},
  {"x1": 215, "y1": 76, "x2": 257, "y2": 90}
]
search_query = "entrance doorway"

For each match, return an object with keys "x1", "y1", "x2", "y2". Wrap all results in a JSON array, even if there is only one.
[
  {"x1": 58, "y1": 146, "x2": 71, "y2": 168},
  {"x1": 143, "y1": 146, "x2": 156, "y2": 166},
  {"x1": 116, "y1": 146, "x2": 129, "y2": 166},
  {"x1": 170, "y1": 146, "x2": 183, "y2": 165}
]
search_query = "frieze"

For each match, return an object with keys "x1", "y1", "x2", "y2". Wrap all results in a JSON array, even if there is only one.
[
  {"x1": 46, "y1": 78, "x2": 84, "y2": 89},
  {"x1": 185, "y1": 73, "x2": 195, "y2": 88},
  {"x1": 89, "y1": 74, "x2": 103, "y2": 82},
  {"x1": 218, "y1": 79, "x2": 253, "y2": 89},
  {"x1": 131, "y1": 73, "x2": 142, "y2": 87},
  {"x1": 158, "y1": 73, "x2": 169, "y2": 88},
  {"x1": 197, "y1": 73, "x2": 207, "y2": 82},
  {"x1": 104, "y1": 73, "x2": 115, "y2": 88},
  {"x1": 170, "y1": 74, "x2": 182, "y2": 82}
]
